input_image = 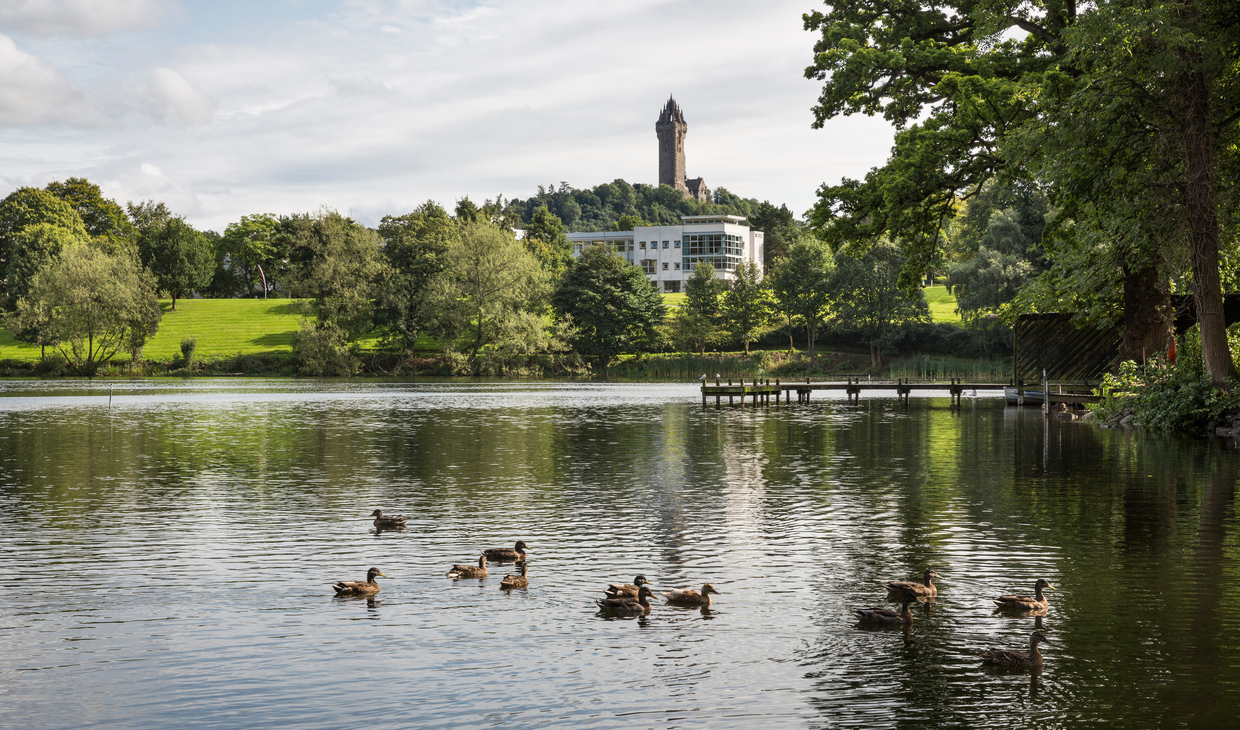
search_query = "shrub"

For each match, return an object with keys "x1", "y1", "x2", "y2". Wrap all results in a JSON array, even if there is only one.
[
  {"x1": 294, "y1": 320, "x2": 359, "y2": 376},
  {"x1": 180, "y1": 337, "x2": 197, "y2": 368}
]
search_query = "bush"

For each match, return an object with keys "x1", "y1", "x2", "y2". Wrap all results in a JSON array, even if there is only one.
[
  {"x1": 294, "y1": 320, "x2": 359, "y2": 376},
  {"x1": 180, "y1": 337, "x2": 197, "y2": 368},
  {"x1": 34, "y1": 353, "x2": 68, "y2": 376}
]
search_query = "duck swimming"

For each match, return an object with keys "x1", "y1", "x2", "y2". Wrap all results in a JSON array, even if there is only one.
[
  {"x1": 500, "y1": 562, "x2": 529, "y2": 590},
  {"x1": 992, "y1": 578, "x2": 1053, "y2": 612},
  {"x1": 446, "y1": 555, "x2": 488, "y2": 579},
  {"x1": 332, "y1": 567, "x2": 387, "y2": 596},
  {"x1": 370, "y1": 509, "x2": 407, "y2": 529},
  {"x1": 596, "y1": 586, "x2": 656, "y2": 615},
  {"x1": 885, "y1": 569, "x2": 940, "y2": 600},
  {"x1": 979, "y1": 631, "x2": 1052, "y2": 667},
  {"x1": 855, "y1": 590, "x2": 922, "y2": 625},
  {"x1": 604, "y1": 575, "x2": 652, "y2": 598},
  {"x1": 664, "y1": 583, "x2": 722, "y2": 606},
  {"x1": 482, "y1": 541, "x2": 529, "y2": 562}
]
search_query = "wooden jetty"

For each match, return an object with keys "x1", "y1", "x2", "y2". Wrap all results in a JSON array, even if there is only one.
[{"x1": 701, "y1": 378, "x2": 1005, "y2": 408}]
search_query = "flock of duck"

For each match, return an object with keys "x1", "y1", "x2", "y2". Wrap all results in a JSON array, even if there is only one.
[
  {"x1": 856, "y1": 569, "x2": 1056, "y2": 667},
  {"x1": 331, "y1": 511, "x2": 724, "y2": 616},
  {"x1": 336, "y1": 512, "x2": 1054, "y2": 667}
]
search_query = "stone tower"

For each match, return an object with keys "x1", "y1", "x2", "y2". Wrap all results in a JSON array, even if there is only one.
[
  {"x1": 655, "y1": 95, "x2": 708, "y2": 202},
  {"x1": 656, "y1": 95, "x2": 689, "y2": 196}
]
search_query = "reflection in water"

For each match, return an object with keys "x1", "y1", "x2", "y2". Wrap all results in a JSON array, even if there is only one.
[{"x1": 0, "y1": 380, "x2": 1236, "y2": 728}]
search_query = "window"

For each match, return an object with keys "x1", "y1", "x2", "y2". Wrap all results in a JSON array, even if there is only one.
[
  {"x1": 663, "y1": 241, "x2": 669, "y2": 249},
  {"x1": 664, "y1": 281, "x2": 680, "y2": 293},
  {"x1": 674, "y1": 240, "x2": 681, "y2": 248},
  {"x1": 662, "y1": 262, "x2": 669, "y2": 270},
  {"x1": 639, "y1": 241, "x2": 646, "y2": 250},
  {"x1": 674, "y1": 262, "x2": 681, "y2": 270},
  {"x1": 641, "y1": 259, "x2": 657, "y2": 274}
]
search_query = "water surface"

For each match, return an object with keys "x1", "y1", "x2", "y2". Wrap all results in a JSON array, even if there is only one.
[{"x1": 0, "y1": 380, "x2": 1236, "y2": 728}]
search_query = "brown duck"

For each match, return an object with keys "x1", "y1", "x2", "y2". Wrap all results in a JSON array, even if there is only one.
[
  {"x1": 855, "y1": 590, "x2": 922, "y2": 625},
  {"x1": 885, "y1": 569, "x2": 940, "y2": 600},
  {"x1": 979, "y1": 631, "x2": 1052, "y2": 667},
  {"x1": 482, "y1": 541, "x2": 529, "y2": 562},
  {"x1": 332, "y1": 567, "x2": 387, "y2": 596},
  {"x1": 664, "y1": 583, "x2": 722, "y2": 606},
  {"x1": 500, "y1": 562, "x2": 529, "y2": 589},
  {"x1": 992, "y1": 578, "x2": 1053, "y2": 611},
  {"x1": 596, "y1": 585, "x2": 656, "y2": 615},
  {"x1": 604, "y1": 574, "x2": 652, "y2": 598},
  {"x1": 446, "y1": 555, "x2": 488, "y2": 579},
  {"x1": 370, "y1": 509, "x2": 407, "y2": 529}
]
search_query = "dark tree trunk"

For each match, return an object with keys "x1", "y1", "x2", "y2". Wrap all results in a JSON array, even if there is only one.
[
  {"x1": 1177, "y1": 31, "x2": 1232, "y2": 383},
  {"x1": 1120, "y1": 265, "x2": 1172, "y2": 364}
]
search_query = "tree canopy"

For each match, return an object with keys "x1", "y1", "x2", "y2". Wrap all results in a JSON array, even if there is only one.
[{"x1": 552, "y1": 244, "x2": 666, "y2": 366}]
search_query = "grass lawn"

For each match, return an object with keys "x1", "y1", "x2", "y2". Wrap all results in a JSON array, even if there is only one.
[
  {"x1": 923, "y1": 285, "x2": 962, "y2": 325},
  {"x1": 662, "y1": 292, "x2": 686, "y2": 309}
]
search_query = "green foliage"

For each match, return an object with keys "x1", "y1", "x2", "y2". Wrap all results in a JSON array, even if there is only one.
[
  {"x1": 722, "y1": 260, "x2": 774, "y2": 353},
  {"x1": 613, "y1": 214, "x2": 643, "y2": 232},
  {"x1": 767, "y1": 238, "x2": 834, "y2": 356},
  {"x1": 552, "y1": 244, "x2": 666, "y2": 366},
  {"x1": 44, "y1": 178, "x2": 135, "y2": 254},
  {"x1": 522, "y1": 204, "x2": 572, "y2": 273},
  {"x1": 9, "y1": 243, "x2": 160, "y2": 375},
  {"x1": 126, "y1": 200, "x2": 173, "y2": 234},
  {"x1": 4, "y1": 223, "x2": 88, "y2": 312},
  {"x1": 294, "y1": 320, "x2": 360, "y2": 376},
  {"x1": 948, "y1": 248, "x2": 1035, "y2": 319},
  {"x1": 219, "y1": 214, "x2": 280, "y2": 297},
  {"x1": 180, "y1": 337, "x2": 197, "y2": 367},
  {"x1": 374, "y1": 201, "x2": 457, "y2": 353},
  {"x1": 425, "y1": 222, "x2": 549, "y2": 361},
  {"x1": 138, "y1": 218, "x2": 215, "y2": 310},
  {"x1": 674, "y1": 262, "x2": 723, "y2": 354},
  {"x1": 284, "y1": 210, "x2": 385, "y2": 338},
  {"x1": 829, "y1": 242, "x2": 931, "y2": 367}
]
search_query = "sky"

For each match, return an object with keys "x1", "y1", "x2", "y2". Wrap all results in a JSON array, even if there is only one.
[{"x1": 0, "y1": 0, "x2": 896, "y2": 232}]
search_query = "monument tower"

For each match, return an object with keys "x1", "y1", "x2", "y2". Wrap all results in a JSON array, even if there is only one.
[{"x1": 655, "y1": 95, "x2": 708, "y2": 202}]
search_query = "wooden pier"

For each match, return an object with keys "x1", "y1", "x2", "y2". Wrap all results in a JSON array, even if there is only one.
[{"x1": 701, "y1": 378, "x2": 1005, "y2": 408}]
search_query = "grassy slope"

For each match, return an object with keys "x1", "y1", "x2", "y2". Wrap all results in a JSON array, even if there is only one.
[{"x1": 0, "y1": 289, "x2": 963, "y2": 363}]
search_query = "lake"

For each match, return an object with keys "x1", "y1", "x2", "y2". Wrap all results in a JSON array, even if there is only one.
[{"x1": 0, "y1": 380, "x2": 1236, "y2": 728}]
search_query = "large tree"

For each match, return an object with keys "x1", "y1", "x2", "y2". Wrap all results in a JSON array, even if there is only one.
[
  {"x1": 674, "y1": 261, "x2": 722, "y2": 354},
  {"x1": 374, "y1": 201, "x2": 458, "y2": 353},
  {"x1": 220, "y1": 214, "x2": 280, "y2": 297},
  {"x1": 552, "y1": 244, "x2": 666, "y2": 366},
  {"x1": 768, "y1": 239, "x2": 834, "y2": 357},
  {"x1": 285, "y1": 210, "x2": 385, "y2": 338},
  {"x1": 138, "y1": 218, "x2": 215, "y2": 310},
  {"x1": 722, "y1": 260, "x2": 773, "y2": 354},
  {"x1": 9, "y1": 243, "x2": 160, "y2": 375},
  {"x1": 803, "y1": 0, "x2": 1239, "y2": 383},
  {"x1": 829, "y1": 242, "x2": 931, "y2": 368},
  {"x1": 521, "y1": 204, "x2": 572, "y2": 273},
  {"x1": 45, "y1": 178, "x2": 135, "y2": 254}
]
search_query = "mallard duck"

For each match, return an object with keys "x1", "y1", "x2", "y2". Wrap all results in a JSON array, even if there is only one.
[
  {"x1": 332, "y1": 567, "x2": 387, "y2": 596},
  {"x1": 979, "y1": 631, "x2": 1052, "y2": 666},
  {"x1": 885, "y1": 569, "x2": 940, "y2": 599},
  {"x1": 664, "y1": 583, "x2": 722, "y2": 606},
  {"x1": 855, "y1": 590, "x2": 922, "y2": 625},
  {"x1": 500, "y1": 562, "x2": 529, "y2": 589},
  {"x1": 482, "y1": 541, "x2": 529, "y2": 562},
  {"x1": 596, "y1": 585, "x2": 656, "y2": 615},
  {"x1": 992, "y1": 578, "x2": 1054, "y2": 611},
  {"x1": 370, "y1": 509, "x2": 407, "y2": 529},
  {"x1": 604, "y1": 574, "x2": 652, "y2": 598},
  {"x1": 446, "y1": 555, "x2": 488, "y2": 579}
]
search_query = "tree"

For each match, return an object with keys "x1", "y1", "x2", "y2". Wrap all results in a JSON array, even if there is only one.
[
  {"x1": 722, "y1": 260, "x2": 773, "y2": 354},
  {"x1": 138, "y1": 218, "x2": 215, "y2": 310},
  {"x1": 374, "y1": 201, "x2": 458, "y2": 353},
  {"x1": 829, "y1": 242, "x2": 931, "y2": 368},
  {"x1": 220, "y1": 214, "x2": 280, "y2": 297},
  {"x1": 522, "y1": 204, "x2": 572, "y2": 273},
  {"x1": 768, "y1": 239, "x2": 834, "y2": 357},
  {"x1": 45, "y1": 178, "x2": 135, "y2": 254},
  {"x1": 424, "y1": 222, "x2": 548, "y2": 361},
  {"x1": 552, "y1": 244, "x2": 666, "y2": 367},
  {"x1": 947, "y1": 247, "x2": 1034, "y2": 319},
  {"x1": 747, "y1": 202, "x2": 801, "y2": 270},
  {"x1": 675, "y1": 261, "x2": 722, "y2": 354},
  {"x1": 126, "y1": 200, "x2": 173, "y2": 234},
  {"x1": 285, "y1": 210, "x2": 384, "y2": 338},
  {"x1": 9, "y1": 243, "x2": 160, "y2": 375}
]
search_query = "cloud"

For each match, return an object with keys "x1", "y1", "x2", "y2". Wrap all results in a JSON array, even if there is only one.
[
  {"x1": 142, "y1": 67, "x2": 213, "y2": 124},
  {"x1": 0, "y1": 33, "x2": 93, "y2": 125},
  {"x1": 0, "y1": 0, "x2": 178, "y2": 37}
]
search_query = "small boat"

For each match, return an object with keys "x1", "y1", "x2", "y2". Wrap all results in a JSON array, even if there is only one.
[{"x1": 1004, "y1": 386, "x2": 1044, "y2": 406}]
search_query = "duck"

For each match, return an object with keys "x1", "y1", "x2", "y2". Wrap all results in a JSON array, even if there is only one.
[
  {"x1": 332, "y1": 567, "x2": 387, "y2": 596},
  {"x1": 482, "y1": 541, "x2": 530, "y2": 562},
  {"x1": 885, "y1": 569, "x2": 940, "y2": 599},
  {"x1": 500, "y1": 562, "x2": 529, "y2": 590},
  {"x1": 664, "y1": 583, "x2": 722, "y2": 606},
  {"x1": 855, "y1": 590, "x2": 922, "y2": 625},
  {"x1": 979, "y1": 631, "x2": 1053, "y2": 667},
  {"x1": 991, "y1": 578, "x2": 1054, "y2": 611},
  {"x1": 370, "y1": 509, "x2": 407, "y2": 529},
  {"x1": 446, "y1": 555, "x2": 488, "y2": 579},
  {"x1": 596, "y1": 585, "x2": 656, "y2": 615},
  {"x1": 604, "y1": 574, "x2": 652, "y2": 598}
]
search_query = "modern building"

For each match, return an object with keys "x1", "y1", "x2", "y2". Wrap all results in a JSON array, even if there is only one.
[{"x1": 568, "y1": 214, "x2": 764, "y2": 293}]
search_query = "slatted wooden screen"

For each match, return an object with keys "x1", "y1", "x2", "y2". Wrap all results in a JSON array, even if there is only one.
[{"x1": 1013, "y1": 315, "x2": 1121, "y2": 386}]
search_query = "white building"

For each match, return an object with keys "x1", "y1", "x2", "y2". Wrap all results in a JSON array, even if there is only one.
[{"x1": 567, "y1": 214, "x2": 764, "y2": 293}]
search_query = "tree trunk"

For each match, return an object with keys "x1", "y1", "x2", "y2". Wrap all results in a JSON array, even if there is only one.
[
  {"x1": 807, "y1": 322, "x2": 816, "y2": 358},
  {"x1": 1178, "y1": 45, "x2": 1232, "y2": 383},
  {"x1": 171, "y1": 292, "x2": 178, "y2": 311},
  {"x1": 1119, "y1": 265, "x2": 1172, "y2": 364}
]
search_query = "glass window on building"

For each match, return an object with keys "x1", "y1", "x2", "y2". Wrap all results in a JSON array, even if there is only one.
[
  {"x1": 639, "y1": 241, "x2": 646, "y2": 250},
  {"x1": 663, "y1": 241, "x2": 669, "y2": 248},
  {"x1": 674, "y1": 240, "x2": 681, "y2": 248},
  {"x1": 664, "y1": 281, "x2": 680, "y2": 293},
  {"x1": 641, "y1": 259, "x2": 657, "y2": 274},
  {"x1": 674, "y1": 262, "x2": 681, "y2": 270},
  {"x1": 662, "y1": 262, "x2": 669, "y2": 270}
]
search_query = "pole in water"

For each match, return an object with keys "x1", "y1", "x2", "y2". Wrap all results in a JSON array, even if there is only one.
[{"x1": 109, "y1": 385, "x2": 113, "y2": 408}]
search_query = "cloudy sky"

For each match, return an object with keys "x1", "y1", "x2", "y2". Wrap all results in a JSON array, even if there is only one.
[{"x1": 0, "y1": 0, "x2": 895, "y2": 232}]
